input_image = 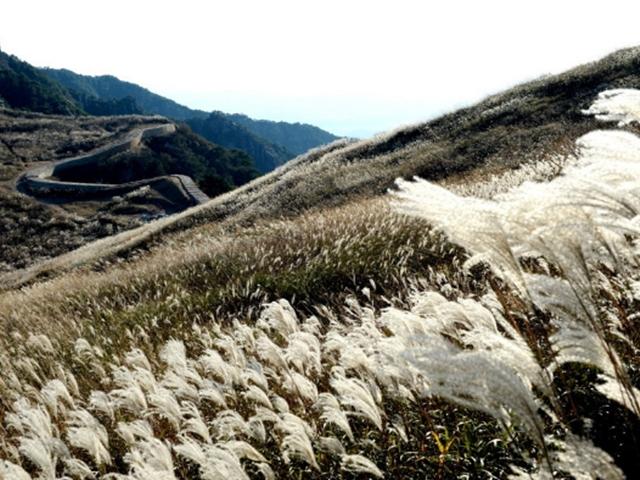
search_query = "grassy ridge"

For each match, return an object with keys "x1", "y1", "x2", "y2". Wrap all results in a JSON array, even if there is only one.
[
  {"x1": 2, "y1": 49, "x2": 640, "y2": 479},
  {"x1": 41, "y1": 47, "x2": 640, "y2": 273},
  {"x1": 0, "y1": 156, "x2": 604, "y2": 478},
  {"x1": 5, "y1": 47, "x2": 636, "y2": 286}
]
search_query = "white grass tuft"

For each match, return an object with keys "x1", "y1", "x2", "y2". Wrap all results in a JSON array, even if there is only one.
[
  {"x1": 582, "y1": 89, "x2": 640, "y2": 126},
  {"x1": 341, "y1": 453, "x2": 384, "y2": 478},
  {"x1": 66, "y1": 408, "x2": 111, "y2": 466},
  {"x1": 0, "y1": 459, "x2": 32, "y2": 480}
]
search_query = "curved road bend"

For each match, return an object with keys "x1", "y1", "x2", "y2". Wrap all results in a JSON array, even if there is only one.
[{"x1": 17, "y1": 123, "x2": 209, "y2": 207}]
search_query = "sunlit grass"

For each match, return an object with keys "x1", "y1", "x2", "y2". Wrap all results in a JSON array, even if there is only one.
[{"x1": 1, "y1": 91, "x2": 640, "y2": 479}]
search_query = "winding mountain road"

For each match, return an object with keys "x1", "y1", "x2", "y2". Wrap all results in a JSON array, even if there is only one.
[{"x1": 17, "y1": 123, "x2": 210, "y2": 206}]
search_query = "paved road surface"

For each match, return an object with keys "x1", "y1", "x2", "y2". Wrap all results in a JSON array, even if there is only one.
[{"x1": 17, "y1": 123, "x2": 209, "y2": 206}]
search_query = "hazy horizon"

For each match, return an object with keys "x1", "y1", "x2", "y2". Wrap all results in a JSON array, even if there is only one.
[{"x1": 3, "y1": 0, "x2": 640, "y2": 137}]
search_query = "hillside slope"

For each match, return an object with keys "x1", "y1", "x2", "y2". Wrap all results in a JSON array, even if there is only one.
[
  {"x1": 136, "y1": 47, "x2": 640, "y2": 226},
  {"x1": 0, "y1": 50, "x2": 82, "y2": 115},
  {"x1": 225, "y1": 112, "x2": 339, "y2": 155},
  {"x1": 7, "y1": 46, "x2": 640, "y2": 287},
  {"x1": 186, "y1": 112, "x2": 292, "y2": 172},
  {"x1": 54, "y1": 124, "x2": 259, "y2": 197},
  {"x1": 42, "y1": 67, "x2": 339, "y2": 167},
  {"x1": 2, "y1": 54, "x2": 640, "y2": 478},
  {"x1": 0, "y1": 110, "x2": 259, "y2": 273}
]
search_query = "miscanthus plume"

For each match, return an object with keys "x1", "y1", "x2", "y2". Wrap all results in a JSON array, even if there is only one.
[{"x1": 1, "y1": 89, "x2": 639, "y2": 478}]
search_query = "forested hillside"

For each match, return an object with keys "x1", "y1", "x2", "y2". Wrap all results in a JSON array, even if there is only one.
[
  {"x1": 42, "y1": 67, "x2": 340, "y2": 168},
  {"x1": 186, "y1": 113, "x2": 292, "y2": 172},
  {"x1": 0, "y1": 50, "x2": 82, "y2": 115},
  {"x1": 225, "y1": 113, "x2": 339, "y2": 155},
  {"x1": 42, "y1": 68, "x2": 207, "y2": 120},
  {"x1": 55, "y1": 125, "x2": 260, "y2": 197}
]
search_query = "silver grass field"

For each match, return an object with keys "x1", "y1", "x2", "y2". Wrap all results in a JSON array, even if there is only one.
[{"x1": 1, "y1": 90, "x2": 640, "y2": 478}]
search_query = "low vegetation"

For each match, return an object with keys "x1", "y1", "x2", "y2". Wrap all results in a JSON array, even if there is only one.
[
  {"x1": 2, "y1": 87, "x2": 640, "y2": 478},
  {"x1": 1, "y1": 53, "x2": 640, "y2": 479},
  {"x1": 0, "y1": 187, "x2": 141, "y2": 274}
]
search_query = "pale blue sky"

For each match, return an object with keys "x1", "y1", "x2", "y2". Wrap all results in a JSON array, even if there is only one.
[{"x1": 3, "y1": 0, "x2": 640, "y2": 137}]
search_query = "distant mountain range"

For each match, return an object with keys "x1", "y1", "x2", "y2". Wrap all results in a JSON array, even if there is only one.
[
  {"x1": 40, "y1": 67, "x2": 339, "y2": 172},
  {"x1": 41, "y1": 67, "x2": 205, "y2": 120},
  {"x1": 184, "y1": 112, "x2": 291, "y2": 172},
  {"x1": 0, "y1": 49, "x2": 339, "y2": 173},
  {"x1": 224, "y1": 113, "x2": 342, "y2": 156}
]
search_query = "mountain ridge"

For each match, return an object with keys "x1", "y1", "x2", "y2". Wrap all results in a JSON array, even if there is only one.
[
  {"x1": 41, "y1": 67, "x2": 209, "y2": 120},
  {"x1": 2, "y1": 46, "x2": 640, "y2": 479},
  {"x1": 41, "y1": 67, "x2": 339, "y2": 170},
  {"x1": 185, "y1": 112, "x2": 292, "y2": 172},
  {"x1": 0, "y1": 50, "x2": 83, "y2": 115},
  {"x1": 224, "y1": 112, "x2": 339, "y2": 156},
  {"x1": 9, "y1": 45, "x2": 640, "y2": 286}
]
